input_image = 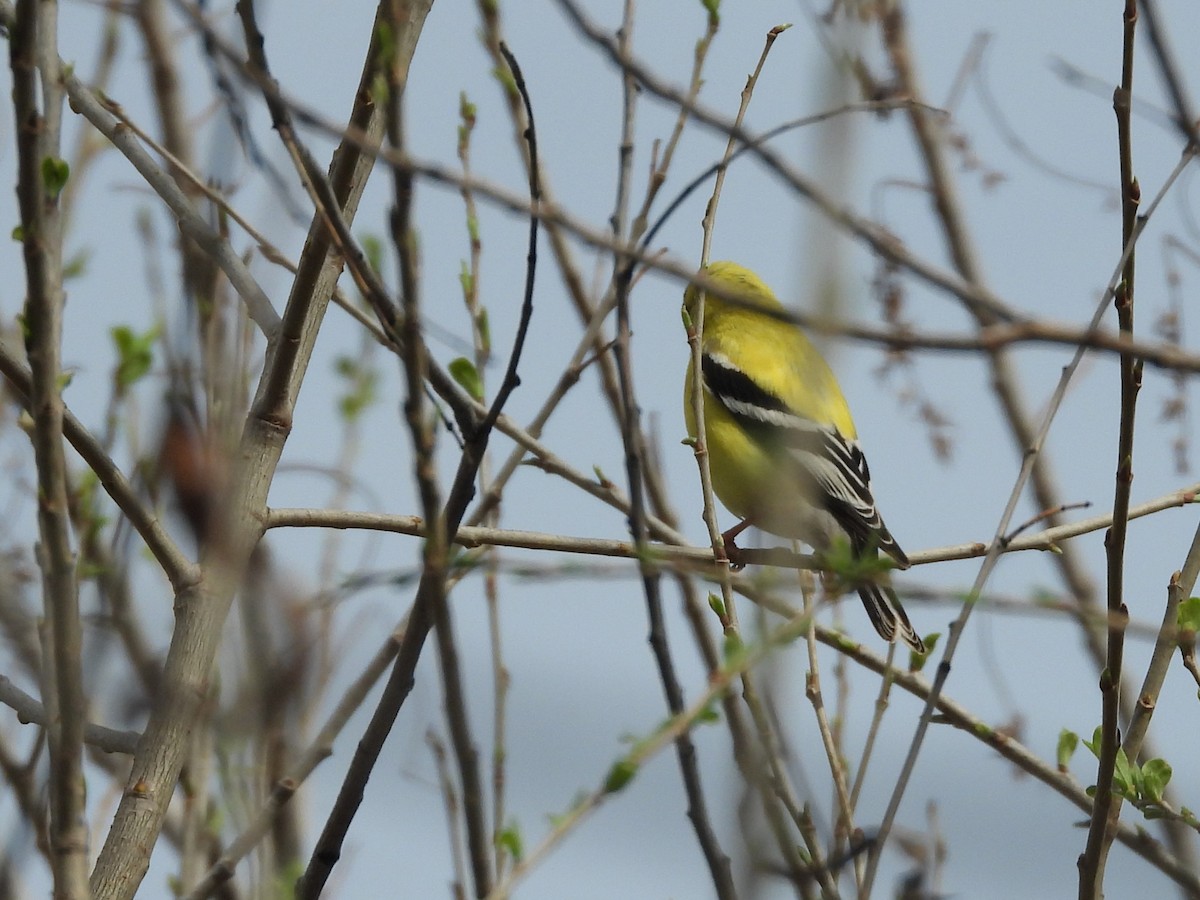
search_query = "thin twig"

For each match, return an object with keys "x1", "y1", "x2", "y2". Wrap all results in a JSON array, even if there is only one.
[
  {"x1": 265, "y1": 475, "x2": 1200, "y2": 573},
  {"x1": 1126, "y1": 520, "x2": 1200, "y2": 767},
  {"x1": 605, "y1": 6, "x2": 737, "y2": 897},
  {"x1": 0, "y1": 675, "x2": 140, "y2": 755},
  {"x1": 803, "y1": 582, "x2": 856, "y2": 879},
  {"x1": 11, "y1": 1, "x2": 89, "y2": 893},
  {"x1": 88, "y1": 0, "x2": 411, "y2": 892},
  {"x1": 849, "y1": 643, "x2": 897, "y2": 814},
  {"x1": 1080, "y1": 5, "x2": 1140, "y2": 893},
  {"x1": 1138, "y1": 0, "x2": 1200, "y2": 149},
  {"x1": 61, "y1": 72, "x2": 281, "y2": 340},
  {"x1": 865, "y1": 2, "x2": 1195, "y2": 887},
  {"x1": 428, "y1": 731, "x2": 470, "y2": 900},
  {"x1": 297, "y1": 33, "x2": 538, "y2": 900},
  {"x1": 182, "y1": 617, "x2": 406, "y2": 899}
]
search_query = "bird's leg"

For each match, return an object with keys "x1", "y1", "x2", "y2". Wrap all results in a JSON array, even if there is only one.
[{"x1": 720, "y1": 518, "x2": 753, "y2": 570}]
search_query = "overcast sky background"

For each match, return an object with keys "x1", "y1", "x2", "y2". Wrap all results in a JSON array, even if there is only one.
[{"x1": 5, "y1": 1, "x2": 1200, "y2": 897}]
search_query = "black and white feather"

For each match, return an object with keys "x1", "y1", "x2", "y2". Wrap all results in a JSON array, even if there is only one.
[{"x1": 701, "y1": 351, "x2": 923, "y2": 652}]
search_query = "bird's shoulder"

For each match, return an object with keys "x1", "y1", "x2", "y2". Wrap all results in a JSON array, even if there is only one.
[{"x1": 702, "y1": 309, "x2": 855, "y2": 438}]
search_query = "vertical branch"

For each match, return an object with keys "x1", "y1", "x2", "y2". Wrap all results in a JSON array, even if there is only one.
[
  {"x1": 476, "y1": 0, "x2": 627, "y2": 429},
  {"x1": 677, "y1": 24, "x2": 819, "y2": 890},
  {"x1": 135, "y1": 0, "x2": 216, "y2": 306},
  {"x1": 389, "y1": 20, "x2": 493, "y2": 895},
  {"x1": 298, "y1": 32, "x2": 539, "y2": 900},
  {"x1": 90, "y1": 2, "x2": 425, "y2": 895},
  {"x1": 689, "y1": 23, "x2": 787, "y2": 605},
  {"x1": 1124, "y1": 522, "x2": 1200, "y2": 764},
  {"x1": 607, "y1": 5, "x2": 737, "y2": 898},
  {"x1": 1079, "y1": 4, "x2": 1140, "y2": 895},
  {"x1": 802, "y1": 589, "x2": 856, "y2": 882},
  {"x1": 181, "y1": 621, "x2": 407, "y2": 899},
  {"x1": 428, "y1": 731, "x2": 471, "y2": 900},
  {"x1": 10, "y1": 0, "x2": 89, "y2": 896},
  {"x1": 177, "y1": 694, "x2": 216, "y2": 893},
  {"x1": 863, "y1": 0, "x2": 1182, "y2": 886},
  {"x1": 455, "y1": 87, "x2": 511, "y2": 882}
]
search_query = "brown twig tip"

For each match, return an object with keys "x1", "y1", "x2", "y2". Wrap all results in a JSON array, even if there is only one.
[{"x1": 1004, "y1": 501, "x2": 1093, "y2": 545}]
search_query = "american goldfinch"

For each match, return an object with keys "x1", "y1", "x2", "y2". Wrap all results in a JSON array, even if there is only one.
[{"x1": 683, "y1": 261, "x2": 924, "y2": 653}]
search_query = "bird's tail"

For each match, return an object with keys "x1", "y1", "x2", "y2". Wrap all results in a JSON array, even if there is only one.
[{"x1": 857, "y1": 582, "x2": 925, "y2": 654}]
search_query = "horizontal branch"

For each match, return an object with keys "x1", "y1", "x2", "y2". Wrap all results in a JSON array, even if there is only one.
[
  {"x1": 266, "y1": 507, "x2": 717, "y2": 565},
  {"x1": 835, "y1": 317, "x2": 1200, "y2": 375},
  {"x1": 266, "y1": 480, "x2": 1199, "y2": 571},
  {"x1": 915, "y1": 482, "x2": 1200, "y2": 564},
  {"x1": 0, "y1": 675, "x2": 139, "y2": 755}
]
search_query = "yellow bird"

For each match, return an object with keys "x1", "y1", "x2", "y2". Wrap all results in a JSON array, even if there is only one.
[{"x1": 683, "y1": 261, "x2": 924, "y2": 653}]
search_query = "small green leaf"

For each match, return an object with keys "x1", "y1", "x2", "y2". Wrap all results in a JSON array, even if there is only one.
[
  {"x1": 493, "y1": 65, "x2": 518, "y2": 99},
  {"x1": 1083, "y1": 726, "x2": 1102, "y2": 758},
  {"x1": 604, "y1": 758, "x2": 637, "y2": 793},
  {"x1": 11, "y1": 224, "x2": 25, "y2": 241},
  {"x1": 700, "y1": 0, "x2": 720, "y2": 25},
  {"x1": 476, "y1": 308, "x2": 490, "y2": 353},
  {"x1": 459, "y1": 92, "x2": 477, "y2": 125},
  {"x1": 360, "y1": 233, "x2": 384, "y2": 278},
  {"x1": 449, "y1": 356, "x2": 484, "y2": 401},
  {"x1": 334, "y1": 354, "x2": 379, "y2": 422},
  {"x1": 707, "y1": 592, "x2": 726, "y2": 619},
  {"x1": 1141, "y1": 758, "x2": 1172, "y2": 804},
  {"x1": 1177, "y1": 596, "x2": 1200, "y2": 633},
  {"x1": 63, "y1": 248, "x2": 90, "y2": 280},
  {"x1": 110, "y1": 325, "x2": 158, "y2": 390},
  {"x1": 1056, "y1": 729, "x2": 1079, "y2": 770},
  {"x1": 496, "y1": 821, "x2": 523, "y2": 862},
  {"x1": 41, "y1": 157, "x2": 70, "y2": 200},
  {"x1": 1112, "y1": 746, "x2": 1137, "y2": 798},
  {"x1": 548, "y1": 792, "x2": 589, "y2": 827},
  {"x1": 459, "y1": 261, "x2": 473, "y2": 299}
]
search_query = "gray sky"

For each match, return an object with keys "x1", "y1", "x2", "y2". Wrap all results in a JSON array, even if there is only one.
[{"x1": 5, "y1": 1, "x2": 1200, "y2": 897}]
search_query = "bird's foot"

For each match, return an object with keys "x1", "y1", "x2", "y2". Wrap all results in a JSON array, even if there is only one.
[{"x1": 719, "y1": 526, "x2": 748, "y2": 571}]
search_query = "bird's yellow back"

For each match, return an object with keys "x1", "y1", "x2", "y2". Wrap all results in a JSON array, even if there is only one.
[{"x1": 684, "y1": 261, "x2": 857, "y2": 440}]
